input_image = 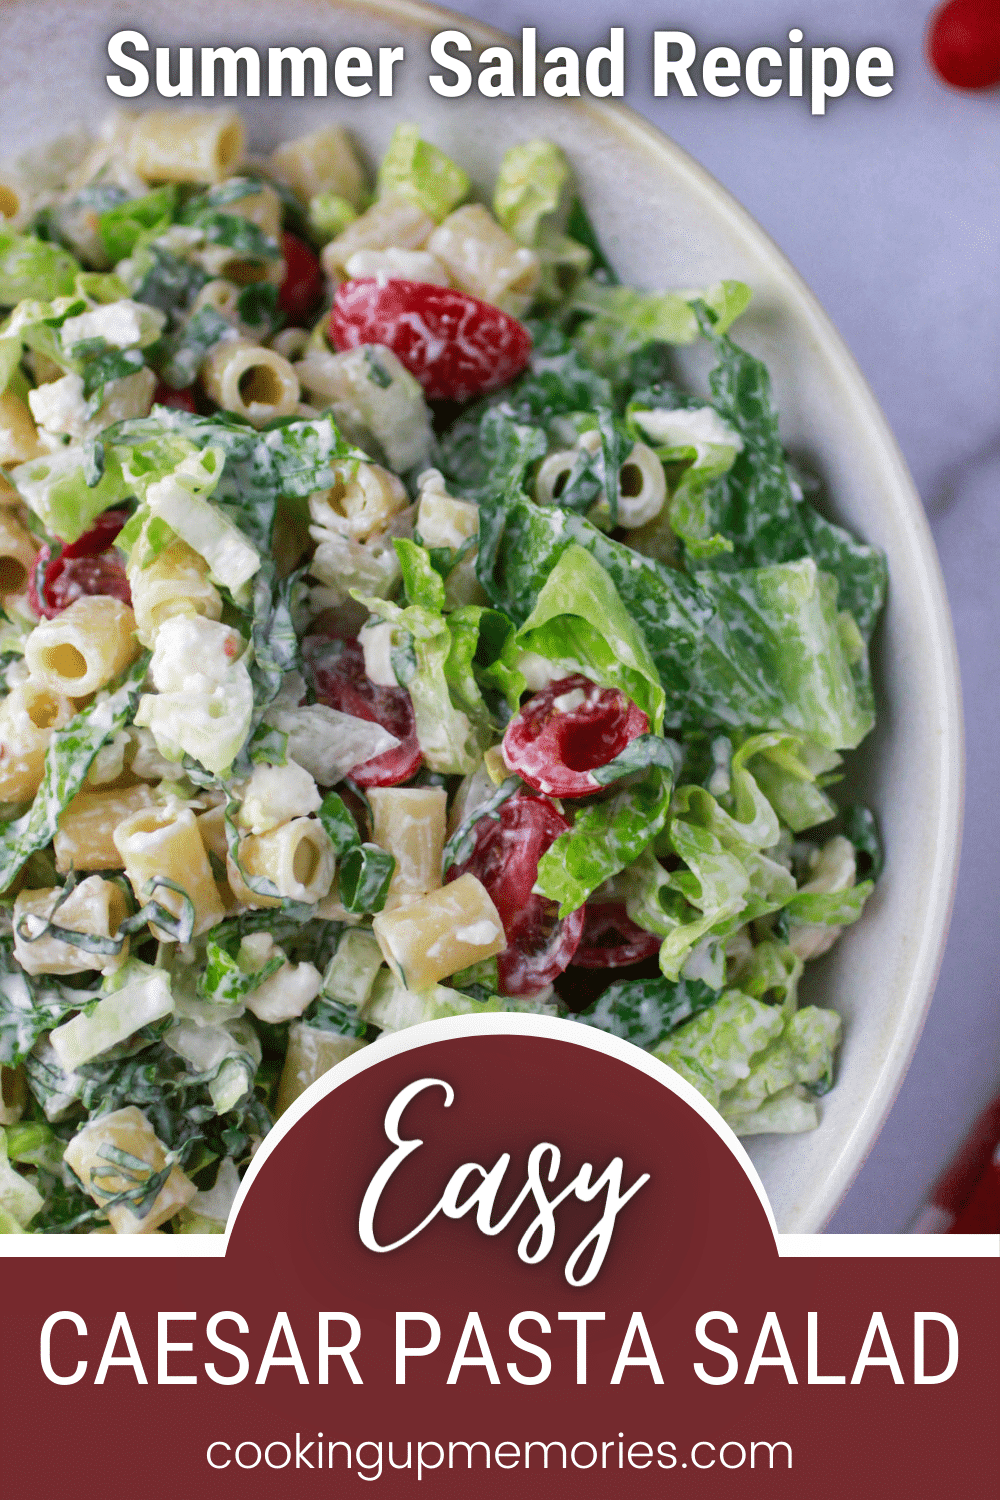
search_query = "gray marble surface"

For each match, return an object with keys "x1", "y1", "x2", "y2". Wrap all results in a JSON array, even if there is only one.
[{"x1": 450, "y1": 0, "x2": 999, "y2": 1230}]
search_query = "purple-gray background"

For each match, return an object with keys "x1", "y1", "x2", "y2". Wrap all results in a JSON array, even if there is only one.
[{"x1": 450, "y1": 0, "x2": 999, "y2": 1230}]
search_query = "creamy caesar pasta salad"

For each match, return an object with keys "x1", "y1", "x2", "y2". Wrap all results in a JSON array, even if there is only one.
[{"x1": 0, "y1": 110, "x2": 886, "y2": 1233}]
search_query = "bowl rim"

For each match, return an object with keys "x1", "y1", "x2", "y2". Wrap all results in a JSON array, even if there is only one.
[{"x1": 5, "y1": 0, "x2": 966, "y2": 1231}]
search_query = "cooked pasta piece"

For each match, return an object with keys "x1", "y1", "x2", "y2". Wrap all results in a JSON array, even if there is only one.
[
  {"x1": 13, "y1": 875, "x2": 131, "y2": 976},
  {"x1": 228, "y1": 182, "x2": 282, "y2": 239},
  {"x1": 121, "y1": 109, "x2": 245, "y2": 185},
  {"x1": 195, "y1": 802, "x2": 230, "y2": 864},
  {"x1": 614, "y1": 442, "x2": 667, "y2": 527},
  {"x1": 309, "y1": 460, "x2": 407, "y2": 544},
  {"x1": 63, "y1": 1106, "x2": 196, "y2": 1234},
  {"x1": 269, "y1": 125, "x2": 366, "y2": 208},
  {"x1": 276, "y1": 1024, "x2": 365, "y2": 1116},
  {"x1": 269, "y1": 326, "x2": 310, "y2": 361},
  {"x1": 54, "y1": 783, "x2": 158, "y2": 873},
  {"x1": 230, "y1": 816, "x2": 335, "y2": 906},
  {"x1": 113, "y1": 805, "x2": 225, "y2": 937},
  {"x1": 202, "y1": 340, "x2": 299, "y2": 426},
  {"x1": 25, "y1": 595, "x2": 138, "y2": 698},
  {"x1": 428, "y1": 204, "x2": 540, "y2": 317},
  {"x1": 368, "y1": 786, "x2": 447, "y2": 908},
  {"x1": 0, "y1": 680, "x2": 76, "y2": 803},
  {"x1": 0, "y1": 390, "x2": 43, "y2": 466},
  {"x1": 372, "y1": 872, "x2": 506, "y2": 990},
  {"x1": 416, "y1": 471, "x2": 480, "y2": 551},
  {"x1": 128, "y1": 536, "x2": 223, "y2": 647},
  {"x1": 0, "y1": 510, "x2": 39, "y2": 599},
  {"x1": 321, "y1": 192, "x2": 435, "y2": 277},
  {"x1": 343, "y1": 246, "x2": 450, "y2": 284},
  {"x1": 238, "y1": 934, "x2": 322, "y2": 1024}
]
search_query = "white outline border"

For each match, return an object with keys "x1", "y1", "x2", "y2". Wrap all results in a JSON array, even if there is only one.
[{"x1": 2, "y1": 1017, "x2": 995, "y2": 1259}]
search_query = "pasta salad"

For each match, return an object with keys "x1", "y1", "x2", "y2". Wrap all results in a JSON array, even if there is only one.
[{"x1": 0, "y1": 110, "x2": 886, "y2": 1233}]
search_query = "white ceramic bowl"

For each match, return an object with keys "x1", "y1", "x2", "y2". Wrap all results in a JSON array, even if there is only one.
[{"x1": 3, "y1": 0, "x2": 963, "y2": 1231}]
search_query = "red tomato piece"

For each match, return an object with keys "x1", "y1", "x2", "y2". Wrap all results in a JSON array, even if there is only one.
[
  {"x1": 927, "y1": 0, "x2": 1000, "y2": 88},
  {"x1": 278, "y1": 231, "x2": 324, "y2": 325},
  {"x1": 304, "y1": 635, "x2": 422, "y2": 787},
  {"x1": 28, "y1": 510, "x2": 131, "y2": 619},
  {"x1": 502, "y1": 674, "x2": 649, "y2": 798},
  {"x1": 331, "y1": 278, "x2": 531, "y2": 402},
  {"x1": 448, "y1": 790, "x2": 585, "y2": 995},
  {"x1": 570, "y1": 902, "x2": 662, "y2": 969},
  {"x1": 153, "y1": 381, "x2": 198, "y2": 411}
]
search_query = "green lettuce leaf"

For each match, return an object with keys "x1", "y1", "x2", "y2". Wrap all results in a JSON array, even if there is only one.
[
  {"x1": 692, "y1": 315, "x2": 888, "y2": 643},
  {"x1": 493, "y1": 140, "x2": 570, "y2": 247},
  {"x1": 574, "y1": 973, "x2": 718, "y2": 1049},
  {"x1": 99, "y1": 186, "x2": 178, "y2": 262},
  {"x1": 572, "y1": 278, "x2": 750, "y2": 374},
  {"x1": 377, "y1": 125, "x2": 470, "y2": 221},
  {"x1": 0, "y1": 653, "x2": 150, "y2": 892},
  {"x1": 653, "y1": 988, "x2": 785, "y2": 1110},
  {"x1": 515, "y1": 544, "x2": 665, "y2": 730},
  {"x1": 10, "y1": 443, "x2": 132, "y2": 543},
  {"x1": 494, "y1": 502, "x2": 874, "y2": 750},
  {"x1": 535, "y1": 764, "x2": 673, "y2": 917},
  {"x1": 0, "y1": 232, "x2": 80, "y2": 305}
]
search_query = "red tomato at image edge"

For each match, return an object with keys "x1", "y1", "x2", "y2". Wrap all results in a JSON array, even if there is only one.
[
  {"x1": 447, "y1": 791, "x2": 585, "y2": 996},
  {"x1": 279, "y1": 232, "x2": 324, "y2": 324},
  {"x1": 28, "y1": 510, "x2": 132, "y2": 618},
  {"x1": 330, "y1": 278, "x2": 532, "y2": 401},
  {"x1": 502, "y1": 675, "x2": 650, "y2": 798},
  {"x1": 571, "y1": 902, "x2": 662, "y2": 969},
  {"x1": 305, "y1": 635, "x2": 422, "y2": 787},
  {"x1": 927, "y1": 0, "x2": 1000, "y2": 88}
]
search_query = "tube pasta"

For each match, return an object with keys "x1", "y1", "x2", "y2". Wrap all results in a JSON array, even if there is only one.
[
  {"x1": 309, "y1": 461, "x2": 407, "y2": 544},
  {"x1": 276, "y1": 1024, "x2": 365, "y2": 1116},
  {"x1": 0, "y1": 390, "x2": 43, "y2": 466},
  {"x1": 25, "y1": 596, "x2": 138, "y2": 697},
  {"x1": 321, "y1": 192, "x2": 435, "y2": 277},
  {"x1": 372, "y1": 872, "x2": 506, "y2": 990},
  {"x1": 121, "y1": 109, "x2": 245, "y2": 185},
  {"x1": 12, "y1": 875, "x2": 131, "y2": 976},
  {"x1": 368, "y1": 786, "x2": 447, "y2": 908},
  {"x1": 54, "y1": 783, "x2": 158, "y2": 874},
  {"x1": 202, "y1": 340, "x2": 300, "y2": 427},
  {"x1": 616, "y1": 442, "x2": 667, "y2": 527},
  {"x1": 428, "y1": 204, "x2": 540, "y2": 317},
  {"x1": 0, "y1": 510, "x2": 39, "y2": 599},
  {"x1": 231, "y1": 816, "x2": 335, "y2": 905},
  {"x1": 113, "y1": 805, "x2": 225, "y2": 937},
  {"x1": 535, "y1": 448, "x2": 578, "y2": 507},
  {"x1": 227, "y1": 182, "x2": 282, "y2": 239},
  {"x1": 63, "y1": 1106, "x2": 196, "y2": 1234},
  {"x1": 128, "y1": 537, "x2": 223, "y2": 647},
  {"x1": 0, "y1": 680, "x2": 76, "y2": 803},
  {"x1": 269, "y1": 125, "x2": 366, "y2": 208}
]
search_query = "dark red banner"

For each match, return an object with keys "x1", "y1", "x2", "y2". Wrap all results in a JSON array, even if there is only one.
[{"x1": 3, "y1": 1024, "x2": 997, "y2": 1497}]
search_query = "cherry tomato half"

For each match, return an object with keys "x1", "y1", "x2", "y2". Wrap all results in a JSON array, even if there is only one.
[
  {"x1": 28, "y1": 510, "x2": 131, "y2": 619},
  {"x1": 153, "y1": 382, "x2": 197, "y2": 411},
  {"x1": 331, "y1": 278, "x2": 532, "y2": 402},
  {"x1": 305, "y1": 634, "x2": 422, "y2": 787},
  {"x1": 927, "y1": 0, "x2": 1000, "y2": 89},
  {"x1": 448, "y1": 789, "x2": 585, "y2": 995},
  {"x1": 279, "y1": 231, "x2": 324, "y2": 325},
  {"x1": 570, "y1": 901, "x2": 662, "y2": 969},
  {"x1": 502, "y1": 675, "x2": 649, "y2": 798}
]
